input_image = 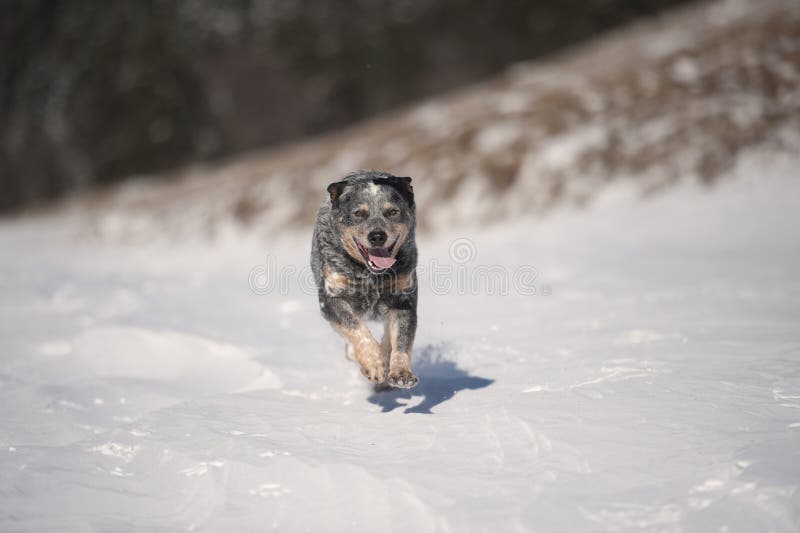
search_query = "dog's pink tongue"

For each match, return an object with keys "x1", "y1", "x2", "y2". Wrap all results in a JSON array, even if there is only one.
[{"x1": 369, "y1": 254, "x2": 396, "y2": 269}]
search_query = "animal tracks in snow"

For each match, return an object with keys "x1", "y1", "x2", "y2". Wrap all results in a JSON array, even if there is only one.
[
  {"x1": 523, "y1": 358, "x2": 669, "y2": 394},
  {"x1": 180, "y1": 460, "x2": 226, "y2": 477},
  {"x1": 89, "y1": 442, "x2": 141, "y2": 463},
  {"x1": 249, "y1": 483, "x2": 292, "y2": 498}
]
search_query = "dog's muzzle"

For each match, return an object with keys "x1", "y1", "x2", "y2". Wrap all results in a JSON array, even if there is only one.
[{"x1": 354, "y1": 237, "x2": 397, "y2": 271}]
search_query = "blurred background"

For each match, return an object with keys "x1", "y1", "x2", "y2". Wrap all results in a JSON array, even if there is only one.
[
  {"x1": 2, "y1": 0, "x2": 697, "y2": 211},
  {"x1": 1, "y1": 0, "x2": 798, "y2": 237}
]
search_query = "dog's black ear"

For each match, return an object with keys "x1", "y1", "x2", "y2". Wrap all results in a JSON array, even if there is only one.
[
  {"x1": 327, "y1": 181, "x2": 347, "y2": 205},
  {"x1": 387, "y1": 176, "x2": 414, "y2": 209}
]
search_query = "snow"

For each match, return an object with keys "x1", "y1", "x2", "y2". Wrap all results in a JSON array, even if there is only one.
[
  {"x1": 1, "y1": 149, "x2": 800, "y2": 531},
  {"x1": 38, "y1": 0, "x2": 796, "y2": 250}
]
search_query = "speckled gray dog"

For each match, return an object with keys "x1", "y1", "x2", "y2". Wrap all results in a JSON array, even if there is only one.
[{"x1": 310, "y1": 170, "x2": 418, "y2": 388}]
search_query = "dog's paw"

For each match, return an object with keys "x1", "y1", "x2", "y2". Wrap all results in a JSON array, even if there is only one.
[
  {"x1": 388, "y1": 369, "x2": 418, "y2": 389},
  {"x1": 360, "y1": 361, "x2": 386, "y2": 384}
]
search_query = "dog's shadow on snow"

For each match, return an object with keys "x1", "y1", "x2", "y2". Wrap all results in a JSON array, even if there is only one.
[{"x1": 367, "y1": 344, "x2": 493, "y2": 414}]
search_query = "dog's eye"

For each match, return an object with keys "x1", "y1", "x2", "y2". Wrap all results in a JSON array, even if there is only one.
[
  {"x1": 384, "y1": 208, "x2": 399, "y2": 218},
  {"x1": 353, "y1": 209, "x2": 368, "y2": 219}
]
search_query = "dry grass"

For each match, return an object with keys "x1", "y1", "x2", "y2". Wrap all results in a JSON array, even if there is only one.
[{"x1": 53, "y1": 0, "x2": 800, "y2": 240}]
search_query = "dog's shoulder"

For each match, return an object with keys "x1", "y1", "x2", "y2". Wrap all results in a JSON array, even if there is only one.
[{"x1": 321, "y1": 263, "x2": 353, "y2": 296}]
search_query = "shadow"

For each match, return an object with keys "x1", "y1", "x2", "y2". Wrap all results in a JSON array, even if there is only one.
[{"x1": 367, "y1": 343, "x2": 494, "y2": 414}]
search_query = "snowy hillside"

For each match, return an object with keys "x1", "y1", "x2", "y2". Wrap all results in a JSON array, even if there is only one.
[
  {"x1": 2, "y1": 145, "x2": 799, "y2": 531},
  {"x1": 43, "y1": 0, "x2": 800, "y2": 242}
]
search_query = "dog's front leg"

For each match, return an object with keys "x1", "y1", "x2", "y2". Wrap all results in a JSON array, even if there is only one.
[
  {"x1": 386, "y1": 308, "x2": 418, "y2": 388},
  {"x1": 322, "y1": 297, "x2": 386, "y2": 383},
  {"x1": 336, "y1": 320, "x2": 385, "y2": 383}
]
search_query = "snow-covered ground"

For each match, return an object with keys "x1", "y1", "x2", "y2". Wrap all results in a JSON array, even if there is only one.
[{"x1": 1, "y1": 148, "x2": 799, "y2": 532}]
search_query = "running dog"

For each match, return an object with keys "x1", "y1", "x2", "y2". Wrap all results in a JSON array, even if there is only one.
[{"x1": 310, "y1": 170, "x2": 418, "y2": 388}]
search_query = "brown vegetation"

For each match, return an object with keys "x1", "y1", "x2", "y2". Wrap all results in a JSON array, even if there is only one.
[{"x1": 56, "y1": 0, "x2": 800, "y2": 240}]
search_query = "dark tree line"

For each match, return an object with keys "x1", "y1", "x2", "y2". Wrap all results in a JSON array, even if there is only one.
[{"x1": 0, "y1": 0, "x2": 694, "y2": 211}]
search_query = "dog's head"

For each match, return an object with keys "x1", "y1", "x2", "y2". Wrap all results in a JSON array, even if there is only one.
[{"x1": 327, "y1": 171, "x2": 415, "y2": 273}]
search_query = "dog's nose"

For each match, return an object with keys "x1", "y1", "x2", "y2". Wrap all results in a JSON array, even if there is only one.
[{"x1": 367, "y1": 229, "x2": 387, "y2": 247}]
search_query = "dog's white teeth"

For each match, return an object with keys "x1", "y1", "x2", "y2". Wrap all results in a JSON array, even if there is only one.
[{"x1": 367, "y1": 260, "x2": 385, "y2": 271}]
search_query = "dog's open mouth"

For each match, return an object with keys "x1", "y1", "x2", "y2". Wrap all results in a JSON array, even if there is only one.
[{"x1": 354, "y1": 237, "x2": 397, "y2": 271}]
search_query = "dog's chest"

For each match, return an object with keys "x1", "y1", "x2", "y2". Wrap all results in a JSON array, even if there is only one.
[
  {"x1": 350, "y1": 281, "x2": 389, "y2": 319},
  {"x1": 323, "y1": 266, "x2": 407, "y2": 319}
]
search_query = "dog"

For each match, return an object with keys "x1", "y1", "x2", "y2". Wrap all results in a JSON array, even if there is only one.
[{"x1": 310, "y1": 170, "x2": 418, "y2": 388}]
